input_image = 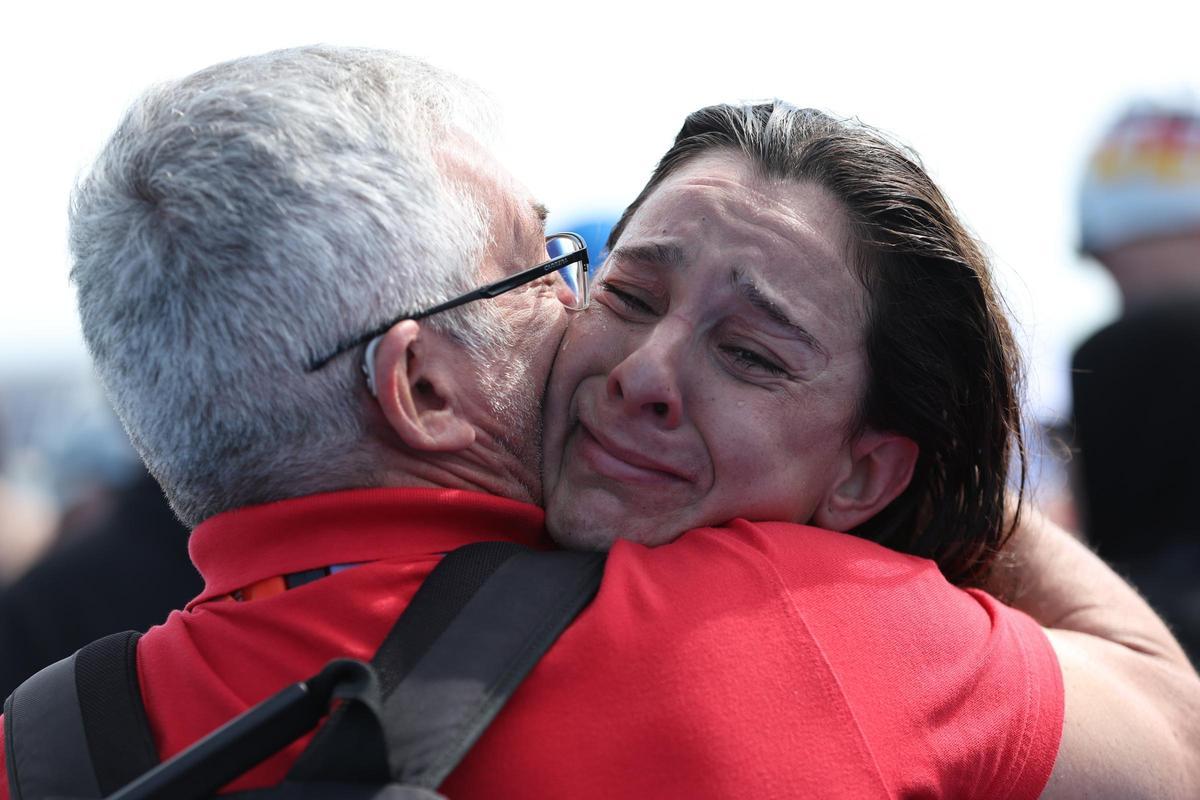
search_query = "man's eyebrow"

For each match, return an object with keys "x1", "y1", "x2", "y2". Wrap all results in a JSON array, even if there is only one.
[
  {"x1": 609, "y1": 242, "x2": 687, "y2": 270},
  {"x1": 731, "y1": 269, "x2": 827, "y2": 354},
  {"x1": 532, "y1": 202, "x2": 550, "y2": 228}
]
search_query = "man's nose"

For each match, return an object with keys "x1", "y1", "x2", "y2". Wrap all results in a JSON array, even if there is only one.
[{"x1": 605, "y1": 324, "x2": 686, "y2": 429}]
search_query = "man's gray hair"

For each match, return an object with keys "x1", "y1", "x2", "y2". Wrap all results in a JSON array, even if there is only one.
[{"x1": 70, "y1": 45, "x2": 508, "y2": 526}]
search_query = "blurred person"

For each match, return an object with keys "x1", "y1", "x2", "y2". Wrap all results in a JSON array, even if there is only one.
[
  {"x1": 39, "y1": 389, "x2": 145, "y2": 540},
  {"x1": 1073, "y1": 99, "x2": 1200, "y2": 659},
  {"x1": 0, "y1": 371, "x2": 141, "y2": 582},
  {"x1": 1079, "y1": 100, "x2": 1200, "y2": 307},
  {"x1": 0, "y1": 487, "x2": 55, "y2": 587},
  {"x1": 0, "y1": 467, "x2": 202, "y2": 699},
  {"x1": 0, "y1": 387, "x2": 200, "y2": 698},
  {"x1": 0, "y1": 488, "x2": 53, "y2": 586},
  {"x1": 0, "y1": 399, "x2": 56, "y2": 585},
  {"x1": 2, "y1": 52, "x2": 1197, "y2": 800}
]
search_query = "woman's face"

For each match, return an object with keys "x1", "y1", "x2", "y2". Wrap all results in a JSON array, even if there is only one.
[{"x1": 542, "y1": 152, "x2": 878, "y2": 549}]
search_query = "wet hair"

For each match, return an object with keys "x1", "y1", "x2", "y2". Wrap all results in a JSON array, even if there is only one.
[{"x1": 609, "y1": 103, "x2": 1025, "y2": 587}]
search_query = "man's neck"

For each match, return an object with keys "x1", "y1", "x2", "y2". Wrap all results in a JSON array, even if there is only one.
[{"x1": 375, "y1": 438, "x2": 541, "y2": 506}]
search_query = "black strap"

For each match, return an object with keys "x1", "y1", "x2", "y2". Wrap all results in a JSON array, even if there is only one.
[
  {"x1": 108, "y1": 659, "x2": 369, "y2": 800},
  {"x1": 102, "y1": 542, "x2": 603, "y2": 799},
  {"x1": 373, "y1": 541, "x2": 532, "y2": 696},
  {"x1": 4, "y1": 630, "x2": 155, "y2": 799},
  {"x1": 391, "y1": 547, "x2": 605, "y2": 787},
  {"x1": 6, "y1": 652, "x2": 100, "y2": 799},
  {"x1": 284, "y1": 542, "x2": 528, "y2": 784},
  {"x1": 290, "y1": 543, "x2": 605, "y2": 788},
  {"x1": 77, "y1": 631, "x2": 161, "y2": 792}
]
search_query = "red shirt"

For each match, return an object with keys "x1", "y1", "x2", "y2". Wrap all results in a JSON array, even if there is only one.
[{"x1": 0, "y1": 487, "x2": 1063, "y2": 798}]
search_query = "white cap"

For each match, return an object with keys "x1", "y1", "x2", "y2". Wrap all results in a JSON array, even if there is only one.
[{"x1": 1079, "y1": 100, "x2": 1200, "y2": 254}]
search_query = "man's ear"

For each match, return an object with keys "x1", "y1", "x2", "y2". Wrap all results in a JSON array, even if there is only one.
[
  {"x1": 370, "y1": 320, "x2": 476, "y2": 453},
  {"x1": 811, "y1": 429, "x2": 918, "y2": 532}
]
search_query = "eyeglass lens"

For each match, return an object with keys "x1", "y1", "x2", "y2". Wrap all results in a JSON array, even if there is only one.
[{"x1": 546, "y1": 234, "x2": 589, "y2": 310}]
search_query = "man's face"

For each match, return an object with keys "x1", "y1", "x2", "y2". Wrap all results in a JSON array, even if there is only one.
[
  {"x1": 442, "y1": 139, "x2": 569, "y2": 501},
  {"x1": 542, "y1": 152, "x2": 871, "y2": 547}
]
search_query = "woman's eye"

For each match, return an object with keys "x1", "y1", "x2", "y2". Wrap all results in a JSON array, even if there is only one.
[
  {"x1": 600, "y1": 281, "x2": 656, "y2": 315},
  {"x1": 722, "y1": 345, "x2": 788, "y2": 377}
]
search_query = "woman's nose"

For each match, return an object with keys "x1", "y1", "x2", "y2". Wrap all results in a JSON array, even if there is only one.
[{"x1": 604, "y1": 325, "x2": 686, "y2": 429}]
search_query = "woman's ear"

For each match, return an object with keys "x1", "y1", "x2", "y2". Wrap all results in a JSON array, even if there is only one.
[
  {"x1": 369, "y1": 320, "x2": 475, "y2": 453},
  {"x1": 812, "y1": 429, "x2": 918, "y2": 532}
]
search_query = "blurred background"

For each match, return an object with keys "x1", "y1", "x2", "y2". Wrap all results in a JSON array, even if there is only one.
[{"x1": 1, "y1": 1, "x2": 1198, "y2": 666}]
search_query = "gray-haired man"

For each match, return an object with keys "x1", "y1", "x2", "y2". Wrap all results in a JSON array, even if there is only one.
[{"x1": 2, "y1": 45, "x2": 579, "y2": 796}]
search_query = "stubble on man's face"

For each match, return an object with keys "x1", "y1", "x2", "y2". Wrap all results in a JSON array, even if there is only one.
[
  {"x1": 444, "y1": 136, "x2": 568, "y2": 505},
  {"x1": 476, "y1": 336, "x2": 551, "y2": 503}
]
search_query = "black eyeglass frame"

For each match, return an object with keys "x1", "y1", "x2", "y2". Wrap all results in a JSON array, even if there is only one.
[{"x1": 306, "y1": 233, "x2": 590, "y2": 372}]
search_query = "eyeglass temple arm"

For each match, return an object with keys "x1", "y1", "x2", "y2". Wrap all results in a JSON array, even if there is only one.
[
  {"x1": 473, "y1": 248, "x2": 589, "y2": 300},
  {"x1": 305, "y1": 246, "x2": 589, "y2": 373}
]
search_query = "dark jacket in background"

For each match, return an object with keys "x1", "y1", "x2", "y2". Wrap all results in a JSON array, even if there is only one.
[
  {"x1": 1072, "y1": 296, "x2": 1200, "y2": 662},
  {"x1": 0, "y1": 472, "x2": 202, "y2": 699}
]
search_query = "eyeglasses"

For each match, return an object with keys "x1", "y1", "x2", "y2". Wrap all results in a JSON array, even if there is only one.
[{"x1": 306, "y1": 232, "x2": 590, "y2": 373}]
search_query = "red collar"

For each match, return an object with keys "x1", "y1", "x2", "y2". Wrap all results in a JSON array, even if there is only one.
[{"x1": 187, "y1": 487, "x2": 549, "y2": 607}]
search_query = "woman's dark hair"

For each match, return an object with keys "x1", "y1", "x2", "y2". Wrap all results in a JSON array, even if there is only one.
[{"x1": 609, "y1": 103, "x2": 1025, "y2": 588}]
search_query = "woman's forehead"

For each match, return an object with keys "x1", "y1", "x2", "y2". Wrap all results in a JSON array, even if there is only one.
[
  {"x1": 613, "y1": 154, "x2": 866, "y2": 334},
  {"x1": 626, "y1": 155, "x2": 850, "y2": 264}
]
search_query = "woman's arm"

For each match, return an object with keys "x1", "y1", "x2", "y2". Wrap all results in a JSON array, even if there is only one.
[{"x1": 985, "y1": 505, "x2": 1200, "y2": 798}]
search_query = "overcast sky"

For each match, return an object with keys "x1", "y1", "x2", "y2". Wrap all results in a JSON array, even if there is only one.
[{"x1": 3, "y1": 0, "x2": 1197, "y2": 421}]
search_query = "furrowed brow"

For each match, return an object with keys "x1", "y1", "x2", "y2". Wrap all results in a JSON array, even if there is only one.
[
  {"x1": 609, "y1": 242, "x2": 687, "y2": 270},
  {"x1": 731, "y1": 269, "x2": 827, "y2": 355}
]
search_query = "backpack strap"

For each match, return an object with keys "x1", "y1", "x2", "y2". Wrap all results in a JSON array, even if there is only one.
[
  {"x1": 105, "y1": 542, "x2": 604, "y2": 800},
  {"x1": 289, "y1": 542, "x2": 606, "y2": 789},
  {"x1": 371, "y1": 541, "x2": 534, "y2": 697},
  {"x1": 4, "y1": 630, "x2": 157, "y2": 799},
  {"x1": 391, "y1": 546, "x2": 605, "y2": 788}
]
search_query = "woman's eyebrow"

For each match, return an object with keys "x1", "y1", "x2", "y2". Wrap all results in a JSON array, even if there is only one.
[
  {"x1": 731, "y1": 269, "x2": 827, "y2": 355},
  {"x1": 608, "y1": 242, "x2": 687, "y2": 271}
]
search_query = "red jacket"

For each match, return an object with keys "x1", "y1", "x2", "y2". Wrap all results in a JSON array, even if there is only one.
[{"x1": 1, "y1": 487, "x2": 1063, "y2": 798}]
